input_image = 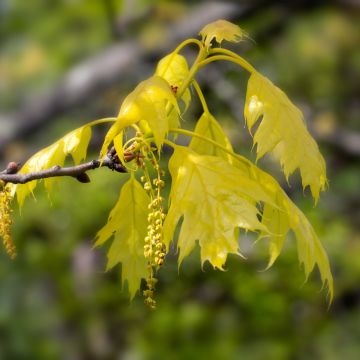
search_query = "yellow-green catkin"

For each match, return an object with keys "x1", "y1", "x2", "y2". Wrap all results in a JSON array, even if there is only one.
[
  {"x1": 0, "y1": 181, "x2": 16, "y2": 259},
  {"x1": 141, "y1": 157, "x2": 166, "y2": 309}
]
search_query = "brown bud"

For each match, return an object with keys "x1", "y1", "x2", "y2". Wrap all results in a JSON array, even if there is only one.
[
  {"x1": 74, "y1": 172, "x2": 91, "y2": 183},
  {"x1": 6, "y1": 162, "x2": 19, "y2": 174}
]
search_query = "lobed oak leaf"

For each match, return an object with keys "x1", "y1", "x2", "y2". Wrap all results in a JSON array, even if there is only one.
[
  {"x1": 236, "y1": 155, "x2": 333, "y2": 301},
  {"x1": 63, "y1": 126, "x2": 92, "y2": 165},
  {"x1": 13, "y1": 125, "x2": 92, "y2": 207},
  {"x1": 163, "y1": 146, "x2": 275, "y2": 270},
  {"x1": 189, "y1": 112, "x2": 333, "y2": 300},
  {"x1": 244, "y1": 71, "x2": 327, "y2": 202},
  {"x1": 95, "y1": 175, "x2": 149, "y2": 299}
]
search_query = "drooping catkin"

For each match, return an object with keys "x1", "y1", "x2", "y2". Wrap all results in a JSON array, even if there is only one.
[
  {"x1": 0, "y1": 182, "x2": 16, "y2": 259},
  {"x1": 141, "y1": 157, "x2": 166, "y2": 309}
]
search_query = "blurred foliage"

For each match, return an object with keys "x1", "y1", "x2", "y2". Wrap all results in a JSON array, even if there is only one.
[{"x1": 0, "y1": 1, "x2": 359, "y2": 359}]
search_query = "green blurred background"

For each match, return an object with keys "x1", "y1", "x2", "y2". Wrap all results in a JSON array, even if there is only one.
[{"x1": 0, "y1": 1, "x2": 359, "y2": 359}]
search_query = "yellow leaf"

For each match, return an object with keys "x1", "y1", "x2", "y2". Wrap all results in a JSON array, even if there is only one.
[
  {"x1": 199, "y1": 19, "x2": 248, "y2": 49},
  {"x1": 113, "y1": 131, "x2": 125, "y2": 165},
  {"x1": 14, "y1": 124, "x2": 92, "y2": 206},
  {"x1": 155, "y1": 52, "x2": 191, "y2": 110},
  {"x1": 163, "y1": 146, "x2": 274, "y2": 270},
  {"x1": 14, "y1": 181, "x2": 36, "y2": 209},
  {"x1": 100, "y1": 76, "x2": 179, "y2": 156},
  {"x1": 188, "y1": 115, "x2": 332, "y2": 299},
  {"x1": 16, "y1": 142, "x2": 64, "y2": 206},
  {"x1": 244, "y1": 71, "x2": 327, "y2": 202},
  {"x1": 235, "y1": 155, "x2": 333, "y2": 301},
  {"x1": 100, "y1": 122, "x2": 123, "y2": 161},
  {"x1": 190, "y1": 112, "x2": 233, "y2": 164},
  {"x1": 95, "y1": 175, "x2": 149, "y2": 299},
  {"x1": 63, "y1": 125, "x2": 92, "y2": 165},
  {"x1": 43, "y1": 142, "x2": 67, "y2": 192}
]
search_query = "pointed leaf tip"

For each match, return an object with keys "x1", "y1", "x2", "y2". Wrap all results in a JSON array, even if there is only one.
[
  {"x1": 163, "y1": 146, "x2": 274, "y2": 270},
  {"x1": 244, "y1": 71, "x2": 327, "y2": 201},
  {"x1": 96, "y1": 177, "x2": 149, "y2": 299}
]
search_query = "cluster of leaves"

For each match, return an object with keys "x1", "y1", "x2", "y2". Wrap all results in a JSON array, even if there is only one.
[{"x1": 3, "y1": 20, "x2": 333, "y2": 305}]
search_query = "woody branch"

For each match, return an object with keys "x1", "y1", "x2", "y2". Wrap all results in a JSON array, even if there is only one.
[{"x1": 0, "y1": 147, "x2": 132, "y2": 185}]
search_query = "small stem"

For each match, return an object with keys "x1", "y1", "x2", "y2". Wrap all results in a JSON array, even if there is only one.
[
  {"x1": 131, "y1": 124, "x2": 142, "y2": 133},
  {"x1": 122, "y1": 137, "x2": 143, "y2": 151},
  {"x1": 172, "y1": 38, "x2": 203, "y2": 56},
  {"x1": 87, "y1": 117, "x2": 117, "y2": 127},
  {"x1": 192, "y1": 80, "x2": 209, "y2": 113},
  {"x1": 209, "y1": 48, "x2": 256, "y2": 73},
  {"x1": 176, "y1": 45, "x2": 207, "y2": 99},
  {"x1": 163, "y1": 139, "x2": 178, "y2": 149},
  {"x1": 198, "y1": 55, "x2": 255, "y2": 74},
  {"x1": 168, "y1": 128, "x2": 253, "y2": 168}
]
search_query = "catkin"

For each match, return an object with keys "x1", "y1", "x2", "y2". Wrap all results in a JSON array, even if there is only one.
[
  {"x1": 0, "y1": 182, "x2": 16, "y2": 259},
  {"x1": 141, "y1": 158, "x2": 166, "y2": 309}
]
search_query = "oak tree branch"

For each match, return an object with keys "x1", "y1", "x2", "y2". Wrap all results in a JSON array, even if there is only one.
[{"x1": 0, "y1": 156, "x2": 127, "y2": 185}]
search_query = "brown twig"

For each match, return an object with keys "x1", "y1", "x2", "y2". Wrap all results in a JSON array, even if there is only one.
[{"x1": 0, "y1": 155, "x2": 127, "y2": 185}]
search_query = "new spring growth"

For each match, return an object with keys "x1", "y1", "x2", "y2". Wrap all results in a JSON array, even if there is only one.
[
  {"x1": 141, "y1": 158, "x2": 166, "y2": 309},
  {"x1": 0, "y1": 181, "x2": 16, "y2": 259}
]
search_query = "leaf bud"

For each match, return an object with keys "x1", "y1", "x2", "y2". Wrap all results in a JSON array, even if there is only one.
[{"x1": 6, "y1": 162, "x2": 20, "y2": 174}]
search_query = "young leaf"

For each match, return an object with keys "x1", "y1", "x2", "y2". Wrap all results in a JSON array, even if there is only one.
[
  {"x1": 244, "y1": 71, "x2": 327, "y2": 202},
  {"x1": 113, "y1": 131, "x2": 125, "y2": 164},
  {"x1": 15, "y1": 143, "x2": 62, "y2": 207},
  {"x1": 45, "y1": 126, "x2": 92, "y2": 191},
  {"x1": 189, "y1": 114, "x2": 332, "y2": 299},
  {"x1": 95, "y1": 175, "x2": 149, "y2": 299},
  {"x1": 13, "y1": 124, "x2": 92, "y2": 206},
  {"x1": 100, "y1": 76, "x2": 179, "y2": 158},
  {"x1": 63, "y1": 126, "x2": 92, "y2": 165},
  {"x1": 163, "y1": 146, "x2": 276, "y2": 270},
  {"x1": 235, "y1": 156, "x2": 333, "y2": 300},
  {"x1": 100, "y1": 122, "x2": 123, "y2": 161},
  {"x1": 190, "y1": 112, "x2": 234, "y2": 164},
  {"x1": 199, "y1": 19, "x2": 247, "y2": 49},
  {"x1": 155, "y1": 52, "x2": 191, "y2": 110}
]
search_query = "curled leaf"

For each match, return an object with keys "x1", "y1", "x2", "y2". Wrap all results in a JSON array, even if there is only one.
[
  {"x1": 155, "y1": 52, "x2": 191, "y2": 110},
  {"x1": 100, "y1": 76, "x2": 179, "y2": 158},
  {"x1": 199, "y1": 19, "x2": 248, "y2": 48}
]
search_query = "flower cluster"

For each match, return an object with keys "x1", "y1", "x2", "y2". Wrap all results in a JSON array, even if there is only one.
[
  {"x1": 0, "y1": 182, "x2": 16, "y2": 259},
  {"x1": 141, "y1": 161, "x2": 166, "y2": 309}
]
